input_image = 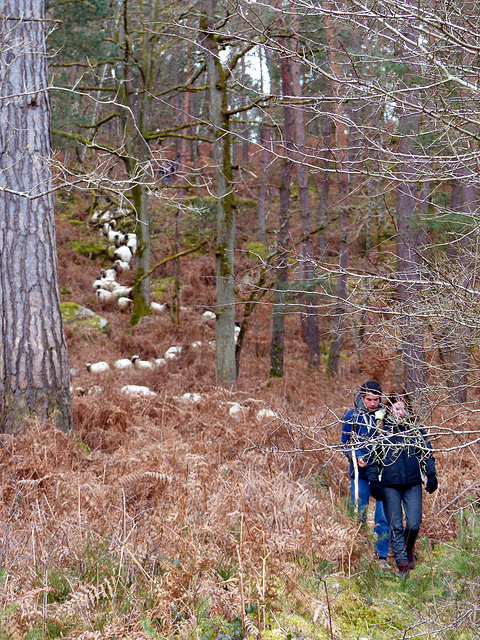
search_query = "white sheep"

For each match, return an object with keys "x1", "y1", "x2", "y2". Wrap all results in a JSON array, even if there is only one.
[
  {"x1": 132, "y1": 355, "x2": 155, "y2": 370},
  {"x1": 93, "y1": 278, "x2": 104, "y2": 290},
  {"x1": 228, "y1": 402, "x2": 243, "y2": 419},
  {"x1": 121, "y1": 384, "x2": 157, "y2": 397},
  {"x1": 256, "y1": 408, "x2": 276, "y2": 421},
  {"x1": 86, "y1": 361, "x2": 110, "y2": 373},
  {"x1": 151, "y1": 301, "x2": 169, "y2": 314},
  {"x1": 164, "y1": 345, "x2": 182, "y2": 360},
  {"x1": 114, "y1": 358, "x2": 133, "y2": 369},
  {"x1": 102, "y1": 268, "x2": 117, "y2": 280},
  {"x1": 125, "y1": 233, "x2": 137, "y2": 254},
  {"x1": 112, "y1": 285, "x2": 133, "y2": 299},
  {"x1": 117, "y1": 297, "x2": 133, "y2": 311},
  {"x1": 113, "y1": 232, "x2": 126, "y2": 248},
  {"x1": 114, "y1": 259, "x2": 130, "y2": 273},
  {"x1": 88, "y1": 385, "x2": 105, "y2": 395},
  {"x1": 96, "y1": 289, "x2": 115, "y2": 303},
  {"x1": 101, "y1": 224, "x2": 118, "y2": 244},
  {"x1": 93, "y1": 271, "x2": 115, "y2": 290},
  {"x1": 114, "y1": 245, "x2": 133, "y2": 264},
  {"x1": 154, "y1": 357, "x2": 167, "y2": 367},
  {"x1": 96, "y1": 277, "x2": 118, "y2": 293},
  {"x1": 202, "y1": 310, "x2": 216, "y2": 323},
  {"x1": 178, "y1": 392, "x2": 202, "y2": 403},
  {"x1": 70, "y1": 386, "x2": 85, "y2": 395}
]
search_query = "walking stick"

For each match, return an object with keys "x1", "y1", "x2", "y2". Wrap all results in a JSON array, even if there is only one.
[{"x1": 352, "y1": 445, "x2": 359, "y2": 516}]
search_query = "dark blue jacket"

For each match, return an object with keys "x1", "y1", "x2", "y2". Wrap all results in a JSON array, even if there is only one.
[
  {"x1": 366, "y1": 414, "x2": 436, "y2": 486},
  {"x1": 341, "y1": 394, "x2": 380, "y2": 480}
]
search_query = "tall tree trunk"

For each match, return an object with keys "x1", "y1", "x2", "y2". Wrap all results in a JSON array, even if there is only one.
[
  {"x1": 396, "y1": 122, "x2": 428, "y2": 407},
  {"x1": 316, "y1": 116, "x2": 333, "y2": 260},
  {"x1": 395, "y1": 13, "x2": 428, "y2": 411},
  {"x1": 325, "y1": 8, "x2": 350, "y2": 378},
  {"x1": 257, "y1": 124, "x2": 270, "y2": 244},
  {"x1": 0, "y1": 0, "x2": 72, "y2": 433},
  {"x1": 201, "y1": 0, "x2": 236, "y2": 386},
  {"x1": 291, "y1": 56, "x2": 319, "y2": 367},
  {"x1": 117, "y1": 0, "x2": 152, "y2": 325},
  {"x1": 256, "y1": 47, "x2": 271, "y2": 244},
  {"x1": 241, "y1": 56, "x2": 249, "y2": 167},
  {"x1": 270, "y1": 30, "x2": 294, "y2": 378},
  {"x1": 447, "y1": 168, "x2": 476, "y2": 404}
]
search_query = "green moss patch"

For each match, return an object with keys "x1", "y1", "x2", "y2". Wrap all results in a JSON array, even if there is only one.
[
  {"x1": 67, "y1": 240, "x2": 107, "y2": 259},
  {"x1": 61, "y1": 302, "x2": 108, "y2": 334}
]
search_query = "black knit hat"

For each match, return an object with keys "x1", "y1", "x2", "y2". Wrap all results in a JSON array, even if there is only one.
[{"x1": 360, "y1": 380, "x2": 382, "y2": 396}]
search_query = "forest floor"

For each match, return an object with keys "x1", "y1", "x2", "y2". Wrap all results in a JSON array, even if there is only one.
[{"x1": 1, "y1": 193, "x2": 480, "y2": 639}]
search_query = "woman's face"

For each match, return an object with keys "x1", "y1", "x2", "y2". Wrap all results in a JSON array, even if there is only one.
[{"x1": 391, "y1": 400, "x2": 406, "y2": 418}]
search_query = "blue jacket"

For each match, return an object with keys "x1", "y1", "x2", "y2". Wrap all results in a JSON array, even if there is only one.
[
  {"x1": 366, "y1": 414, "x2": 436, "y2": 486},
  {"x1": 341, "y1": 394, "x2": 380, "y2": 480}
]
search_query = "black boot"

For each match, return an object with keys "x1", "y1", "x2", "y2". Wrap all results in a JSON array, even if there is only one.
[{"x1": 407, "y1": 547, "x2": 416, "y2": 570}]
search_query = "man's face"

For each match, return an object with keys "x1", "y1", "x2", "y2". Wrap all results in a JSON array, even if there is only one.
[{"x1": 362, "y1": 393, "x2": 380, "y2": 412}]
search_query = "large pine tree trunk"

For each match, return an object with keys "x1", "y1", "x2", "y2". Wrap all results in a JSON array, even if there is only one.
[{"x1": 0, "y1": 0, "x2": 72, "y2": 433}]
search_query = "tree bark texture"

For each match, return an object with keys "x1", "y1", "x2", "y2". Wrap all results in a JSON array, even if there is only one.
[
  {"x1": 316, "y1": 116, "x2": 333, "y2": 260},
  {"x1": 325, "y1": 7, "x2": 350, "y2": 378},
  {"x1": 0, "y1": 0, "x2": 72, "y2": 433},
  {"x1": 291, "y1": 56, "x2": 319, "y2": 367},
  {"x1": 256, "y1": 124, "x2": 270, "y2": 244},
  {"x1": 395, "y1": 12, "x2": 429, "y2": 409},
  {"x1": 117, "y1": 0, "x2": 153, "y2": 324},
  {"x1": 396, "y1": 124, "x2": 428, "y2": 402},
  {"x1": 202, "y1": 0, "x2": 237, "y2": 386},
  {"x1": 270, "y1": 39, "x2": 294, "y2": 378},
  {"x1": 441, "y1": 169, "x2": 476, "y2": 404}
]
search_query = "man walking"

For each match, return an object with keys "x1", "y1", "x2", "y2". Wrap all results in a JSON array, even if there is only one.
[{"x1": 341, "y1": 380, "x2": 390, "y2": 567}]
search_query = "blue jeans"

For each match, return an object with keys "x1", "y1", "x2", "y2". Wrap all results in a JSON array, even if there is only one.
[
  {"x1": 350, "y1": 477, "x2": 390, "y2": 559},
  {"x1": 382, "y1": 484, "x2": 422, "y2": 566}
]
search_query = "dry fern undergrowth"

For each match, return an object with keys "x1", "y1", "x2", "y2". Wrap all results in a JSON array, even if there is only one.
[
  {"x1": 0, "y1": 395, "x2": 360, "y2": 639},
  {"x1": 0, "y1": 389, "x2": 470, "y2": 638}
]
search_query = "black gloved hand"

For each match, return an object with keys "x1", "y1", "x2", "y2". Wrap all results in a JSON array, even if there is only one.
[
  {"x1": 425, "y1": 474, "x2": 438, "y2": 494},
  {"x1": 369, "y1": 481, "x2": 384, "y2": 501}
]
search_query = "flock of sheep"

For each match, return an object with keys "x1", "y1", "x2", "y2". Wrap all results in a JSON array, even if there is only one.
[
  {"x1": 90, "y1": 209, "x2": 136, "y2": 309},
  {"x1": 78, "y1": 210, "x2": 274, "y2": 420}
]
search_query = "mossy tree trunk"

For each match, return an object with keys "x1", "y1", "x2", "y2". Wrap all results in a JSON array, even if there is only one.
[
  {"x1": 116, "y1": 0, "x2": 154, "y2": 326},
  {"x1": 201, "y1": 0, "x2": 237, "y2": 386},
  {"x1": 0, "y1": 0, "x2": 72, "y2": 433},
  {"x1": 270, "y1": 36, "x2": 294, "y2": 378}
]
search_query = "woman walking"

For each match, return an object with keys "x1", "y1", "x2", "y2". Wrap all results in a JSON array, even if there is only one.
[{"x1": 367, "y1": 390, "x2": 438, "y2": 574}]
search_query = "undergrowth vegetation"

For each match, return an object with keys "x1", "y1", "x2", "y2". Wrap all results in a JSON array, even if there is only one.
[
  {"x1": 0, "y1": 413, "x2": 478, "y2": 639},
  {"x1": 2, "y1": 200, "x2": 479, "y2": 638}
]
